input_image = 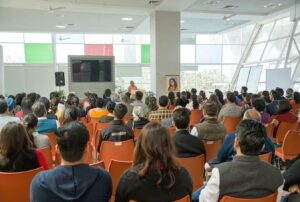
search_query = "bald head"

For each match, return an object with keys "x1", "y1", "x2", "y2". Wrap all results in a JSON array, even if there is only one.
[{"x1": 243, "y1": 109, "x2": 261, "y2": 122}]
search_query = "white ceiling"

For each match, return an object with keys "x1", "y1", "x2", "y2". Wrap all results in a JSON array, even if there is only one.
[{"x1": 0, "y1": 0, "x2": 296, "y2": 34}]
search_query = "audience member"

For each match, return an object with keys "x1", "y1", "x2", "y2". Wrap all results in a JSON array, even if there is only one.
[
  {"x1": 103, "y1": 89, "x2": 112, "y2": 107},
  {"x1": 218, "y1": 92, "x2": 242, "y2": 122},
  {"x1": 273, "y1": 99, "x2": 298, "y2": 125},
  {"x1": 66, "y1": 94, "x2": 86, "y2": 117},
  {"x1": 215, "y1": 89, "x2": 225, "y2": 105},
  {"x1": 99, "y1": 101, "x2": 115, "y2": 123},
  {"x1": 186, "y1": 94, "x2": 201, "y2": 110},
  {"x1": 276, "y1": 87, "x2": 285, "y2": 100},
  {"x1": 168, "y1": 92, "x2": 176, "y2": 107},
  {"x1": 116, "y1": 122, "x2": 192, "y2": 201},
  {"x1": 148, "y1": 96, "x2": 159, "y2": 111},
  {"x1": 207, "y1": 109, "x2": 274, "y2": 168},
  {"x1": 88, "y1": 97, "x2": 108, "y2": 119},
  {"x1": 27, "y1": 92, "x2": 40, "y2": 104},
  {"x1": 208, "y1": 94, "x2": 222, "y2": 114},
  {"x1": 126, "y1": 106, "x2": 149, "y2": 130},
  {"x1": 286, "y1": 88, "x2": 294, "y2": 100},
  {"x1": 191, "y1": 102, "x2": 226, "y2": 140},
  {"x1": 282, "y1": 157, "x2": 300, "y2": 202},
  {"x1": 32, "y1": 102, "x2": 59, "y2": 134},
  {"x1": 172, "y1": 108, "x2": 205, "y2": 157},
  {"x1": 38, "y1": 97, "x2": 57, "y2": 120},
  {"x1": 197, "y1": 119, "x2": 283, "y2": 202},
  {"x1": 149, "y1": 95, "x2": 172, "y2": 121},
  {"x1": 64, "y1": 106, "x2": 80, "y2": 124},
  {"x1": 120, "y1": 94, "x2": 133, "y2": 115},
  {"x1": 251, "y1": 96, "x2": 271, "y2": 125},
  {"x1": 0, "y1": 122, "x2": 48, "y2": 172},
  {"x1": 30, "y1": 121, "x2": 112, "y2": 202},
  {"x1": 15, "y1": 97, "x2": 33, "y2": 118},
  {"x1": 14, "y1": 92, "x2": 26, "y2": 114},
  {"x1": 199, "y1": 90, "x2": 208, "y2": 102},
  {"x1": 238, "y1": 86, "x2": 248, "y2": 100},
  {"x1": 97, "y1": 103, "x2": 133, "y2": 152},
  {"x1": 23, "y1": 113, "x2": 51, "y2": 149},
  {"x1": 4, "y1": 97, "x2": 14, "y2": 115},
  {"x1": 131, "y1": 91, "x2": 149, "y2": 115},
  {"x1": 290, "y1": 91, "x2": 300, "y2": 107},
  {"x1": 261, "y1": 90, "x2": 272, "y2": 104},
  {"x1": 0, "y1": 99, "x2": 20, "y2": 130},
  {"x1": 191, "y1": 88, "x2": 197, "y2": 96}
]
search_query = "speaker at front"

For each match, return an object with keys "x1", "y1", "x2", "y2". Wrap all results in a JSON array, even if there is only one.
[{"x1": 55, "y1": 72, "x2": 65, "y2": 87}]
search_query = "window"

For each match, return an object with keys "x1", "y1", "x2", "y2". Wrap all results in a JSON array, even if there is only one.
[
  {"x1": 223, "y1": 30, "x2": 242, "y2": 44},
  {"x1": 84, "y1": 34, "x2": 113, "y2": 44},
  {"x1": 56, "y1": 44, "x2": 84, "y2": 63},
  {"x1": 262, "y1": 39, "x2": 287, "y2": 61},
  {"x1": 222, "y1": 45, "x2": 242, "y2": 63},
  {"x1": 24, "y1": 33, "x2": 52, "y2": 43},
  {"x1": 256, "y1": 22, "x2": 274, "y2": 42},
  {"x1": 196, "y1": 34, "x2": 222, "y2": 44},
  {"x1": 113, "y1": 35, "x2": 141, "y2": 44},
  {"x1": 247, "y1": 43, "x2": 266, "y2": 63},
  {"x1": 181, "y1": 45, "x2": 195, "y2": 64},
  {"x1": 0, "y1": 43, "x2": 25, "y2": 63},
  {"x1": 113, "y1": 45, "x2": 141, "y2": 63},
  {"x1": 196, "y1": 45, "x2": 222, "y2": 63},
  {"x1": 55, "y1": 34, "x2": 84, "y2": 44},
  {"x1": 271, "y1": 18, "x2": 292, "y2": 39},
  {"x1": 84, "y1": 44, "x2": 113, "y2": 56},
  {"x1": 0, "y1": 32, "x2": 23, "y2": 42},
  {"x1": 25, "y1": 44, "x2": 53, "y2": 64}
]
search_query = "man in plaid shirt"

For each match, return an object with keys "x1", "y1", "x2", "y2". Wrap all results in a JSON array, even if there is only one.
[{"x1": 149, "y1": 95, "x2": 173, "y2": 121}]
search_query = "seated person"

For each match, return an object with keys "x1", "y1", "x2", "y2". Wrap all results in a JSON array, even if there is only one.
[
  {"x1": 273, "y1": 99, "x2": 298, "y2": 124},
  {"x1": 116, "y1": 122, "x2": 192, "y2": 201},
  {"x1": 131, "y1": 91, "x2": 149, "y2": 115},
  {"x1": 0, "y1": 99, "x2": 20, "y2": 131},
  {"x1": 15, "y1": 97, "x2": 32, "y2": 118},
  {"x1": 172, "y1": 108, "x2": 205, "y2": 157},
  {"x1": 191, "y1": 102, "x2": 226, "y2": 141},
  {"x1": 149, "y1": 95, "x2": 173, "y2": 121},
  {"x1": 282, "y1": 156, "x2": 300, "y2": 202},
  {"x1": 197, "y1": 119, "x2": 283, "y2": 202},
  {"x1": 23, "y1": 113, "x2": 51, "y2": 149},
  {"x1": 30, "y1": 121, "x2": 112, "y2": 202},
  {"x1": 32, "y1": 102, "x2": 59, "y2": 134},
  {"x1": 251, "y1": 96, "x2": 271, "y2": 125},
  {"x1": 218, "y1": 92, "x2": 242, "y2": 122},
  {"x1": 64, "y1": 106, "x2": 80, "y2": 124},
  {"x1": 0, "y1": 122, "x2": 48, "y2": 171},
  {"x1": 266, "y1": 90, "x2": 280, "y2": 116},
  {"x1": 160, "y1": 106, "x2": 182, "y2": 128},
  {"x1": 126, "y1": 106, "x2": 149, "y2": 130},
  {"x1": 99, "y1": 101, "x2": 115, "y2": 123},
  {"x1": 38, "y1": 97, "x2": 57, "y2": 120},
  {"x1": 88, "y1": 98, "x2": 109, "y2": 119},
  {"x1": 206, "y1": 109, "x2": 275, "y2": 169},
  {"x1": 97, "y1": 103, "x2": 134, "y2": 152}
]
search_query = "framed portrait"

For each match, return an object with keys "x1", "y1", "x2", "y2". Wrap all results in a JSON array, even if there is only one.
[{"x1": 165, "y1": 75, "x2": 180, "y2": 92}]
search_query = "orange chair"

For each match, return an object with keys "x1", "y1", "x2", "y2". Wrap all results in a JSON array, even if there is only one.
[
  {"x1": 133, "y1": 128, "x2": 142, "y2": 141},
  {"x1": 90, "y1": 161, "x2": 105, "y2": 169},
  {"x1": 99, "y1": 140, "x2": 135, "y2": 169},
  {"x1": 223, "y1": 116, "x2": 242, "y2": 135},
  {"x1": 123, "y1": 115, "x2": 133, "y2": 124},
  {"x1": 292, "y1": 104, "x2": 300, "y2": 115},
  {"x1": 275, "y1": 122, "x2": 298, "y2": 143},
  {"x1": 0, "y1": 167, "x2": 43, "y2": 202},
  {"x1": 55, "y1": 143, "x2": 94, "y2": 166},
  {"x1": 190, "y1": 109, "x2": 202, "y2": 127},
  {"x1": 94, "y1": 122, "x2": 111, "y2": 149},
  {"x1": 169, "y1": 127, "x2": 176, "y2": 138},
  {"x1": 130, "y1": 195, "x2": 190, "y2": 202},
  {"x1": 220, "y1": 192, "x2": 277, "y2": 202},
  {"x1": 80, "y1": 117, "x2": 88, "y2": 124},
  {"x1": 37, "y1": 147, "x2": 53, "y2": 169},
  {"x1": 259, "y1": 152, "x2": 272, "y2": 164},
  {"x1": 84, "y1": 122, "x2": 95, "y2": 146},
  {"x1": 45, "y1": 132, "x2": 57, "y2": 158},
  {"x1": 177, "y1": 155, "x2": 205, "y2": 192},
  {"x1": 168, "y1": 105, "x2": 176, "y2": 111},
  {"x1": 108, "y1": 160, "x2": 133, "y2": 202},
  {"x1": 204, "y1": 139, "x2": 223, "y2": 162},
  {"x1": 266, "y1": 123, "x2": 275, "y2": 138},
  {"x1": 275, "y1": 130, "x2": 300, "y2": 161}
]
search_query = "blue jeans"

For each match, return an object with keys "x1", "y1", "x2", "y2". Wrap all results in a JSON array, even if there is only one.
[{"x1": 191, "y1": 185, "x2": 206, "y2": 202}]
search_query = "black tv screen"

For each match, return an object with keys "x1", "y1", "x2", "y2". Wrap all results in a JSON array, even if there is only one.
[{"x1": 71, "y1": 58, "x2": 112, "y2": 82}]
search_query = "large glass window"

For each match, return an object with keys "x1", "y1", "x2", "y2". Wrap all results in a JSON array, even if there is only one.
[
  {"x1": 0, "y1": 33, "x2": 23, "y2": 42},
  {"x1": 0, "y1": 43, "x2": 25, "y2": 63},
  {"x1": 196, "y1": 45, "x2": 222, "y2": 63},
  {"x1": 56, "y1": 44, "x2": 84, "y2": 63},
  {"x1": 181, "y1": 45, "x2": 196, "y2": 64}
]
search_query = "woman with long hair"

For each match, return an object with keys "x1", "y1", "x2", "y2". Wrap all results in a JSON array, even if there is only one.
[
  {"x1": 0, "y1": 122, "x2": 48, "y2": 172},
  {"x1": 209, "y1": 94, "x2": 223, "y2": 114},
  {"x1": 168, "y1": 78, "x2": 178, "y2": 92},
  {"x1": 214, "y1": 89, "x2": 225, "y2": 105},
  {"x1": 116, "y1": 122, "x2": 192, "y2": 202}
]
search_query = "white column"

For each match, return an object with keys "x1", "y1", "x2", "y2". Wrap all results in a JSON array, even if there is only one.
[
  {"x1": 0, "y1": 45, "x2": 4, "y2": 95},
  {"x1": 150, "y1": 11, "x2": 180, "y2": 97}
]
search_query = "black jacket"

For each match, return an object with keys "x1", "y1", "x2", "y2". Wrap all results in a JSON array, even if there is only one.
[
  {"x1": 173, "y1": 130, "x2": 206, "y2": 158},
  {"x1": 98, "y1": 120, "x2": 134, "y2": 152},
  {"x1": 126, "y1": 118, "x2": 150, "y2": 130}
]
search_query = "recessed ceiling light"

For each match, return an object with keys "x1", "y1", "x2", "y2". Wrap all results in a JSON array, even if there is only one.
[
  {"x1": 122, "y1": 17, "x2": 133, "y2": 21},
  {"x1": 55, "y1": 25, "x2": 66, "y2": 29},
  {"x1": 180, "y1": 20, "x2": 185, "y2": 24}
]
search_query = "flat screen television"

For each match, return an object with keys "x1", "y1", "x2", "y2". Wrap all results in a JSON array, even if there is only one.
[{"x1": 70, "y1": 56, "x2": 113, "y2": 82}]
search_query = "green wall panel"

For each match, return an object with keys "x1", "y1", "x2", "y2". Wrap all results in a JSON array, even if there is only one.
[
  {"x1": 141, "y1": 44, "x2": 150, "y2": 64},
  {"x1": 25, "y1": 44, "x2": 53, "y2": 64}
]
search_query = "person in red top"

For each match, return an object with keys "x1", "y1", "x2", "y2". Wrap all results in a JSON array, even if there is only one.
[{"x1": 274, "y1": 99, "x2": 298, "y2": 123}]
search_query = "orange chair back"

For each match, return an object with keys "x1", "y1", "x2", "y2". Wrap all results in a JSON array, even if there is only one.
[
  {"x1": 190, "y1": 110, "x2": 202, "y2": 127},
  {"x1": 94, "y1": 122, "x2": 111, "y2": 149},
  {"x1": 177, "y1": 155, "x2": 205, "y2": 192},
  {"x1": 292, "y1": 104, "x2": 300, "y2": 115},
  {"x1": 84, "y1": 122, "x2": 95, "y2": 146},
  {"x1": 130, "y1": 195, "x2": 190, "y2": 202},
  {"x1": 266, "y1": 123, "x2": 275, "y2": 138},
  {"x1": 259, "y1": 152, "x2": 272, "y2": 163},
  {"x1": 80, "y1": 117, "x2": 88, "y2": 124},
  {"x1": 281, "y1": 130, "x2": 300, "y2": 160},
  {"x1": 169, "y1": 127, "x2": 176, "y2": 138},
  {"x1": 37, "y1": 147, "x2": 53, "y2": 169},
  {"x1": 100, "y1": 140, "x2": 135, "y2": 169},
  {"x1": 220, "y1": 192, "x2": 277, "y2": 202},
  {"x1": 168, "y1": 105, "x2": 176, "y2": 111},
  {"x1": 276, "y1": 122, "x2": 298, "y2": 143},
  {"x1": 223, "y1": 116, "x2": 242, "y2": 135},
  {"x1": 0, "y1": 167, "x2": 43, "y2": 202},
  {"x1": 123, "y1": 115, "x2": 133, "y2": 124},
  {"x1": 90, "y1": 161, "x2": 105, "y2": 169},
  {"x1": 204, "y1": 140, "x2": 223, "y2": 162},
  {"x1": 45, "y1": 132, "x2": 57, "y2": 158},
  {"x1": 108, "y1": 160, "x2": 133, "y2": 199},
  {"x1": 55, "y1": 144, "x2": 93, "y2": 166},
  {"x1": 133, "y1": 128, "x2": 142, "y2": 141}
]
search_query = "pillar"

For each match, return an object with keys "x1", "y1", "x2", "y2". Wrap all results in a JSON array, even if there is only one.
[
  {"x1": 150, "y1": 11, "x2": 180, "y2": 97},
  {"x1": 0, "y1": 45, "x2": 4, "y2": 95}
]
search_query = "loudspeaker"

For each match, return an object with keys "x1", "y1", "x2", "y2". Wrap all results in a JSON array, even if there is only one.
[{"x1": 55, "y1": 72, "x2": 65, "y2": 87}]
